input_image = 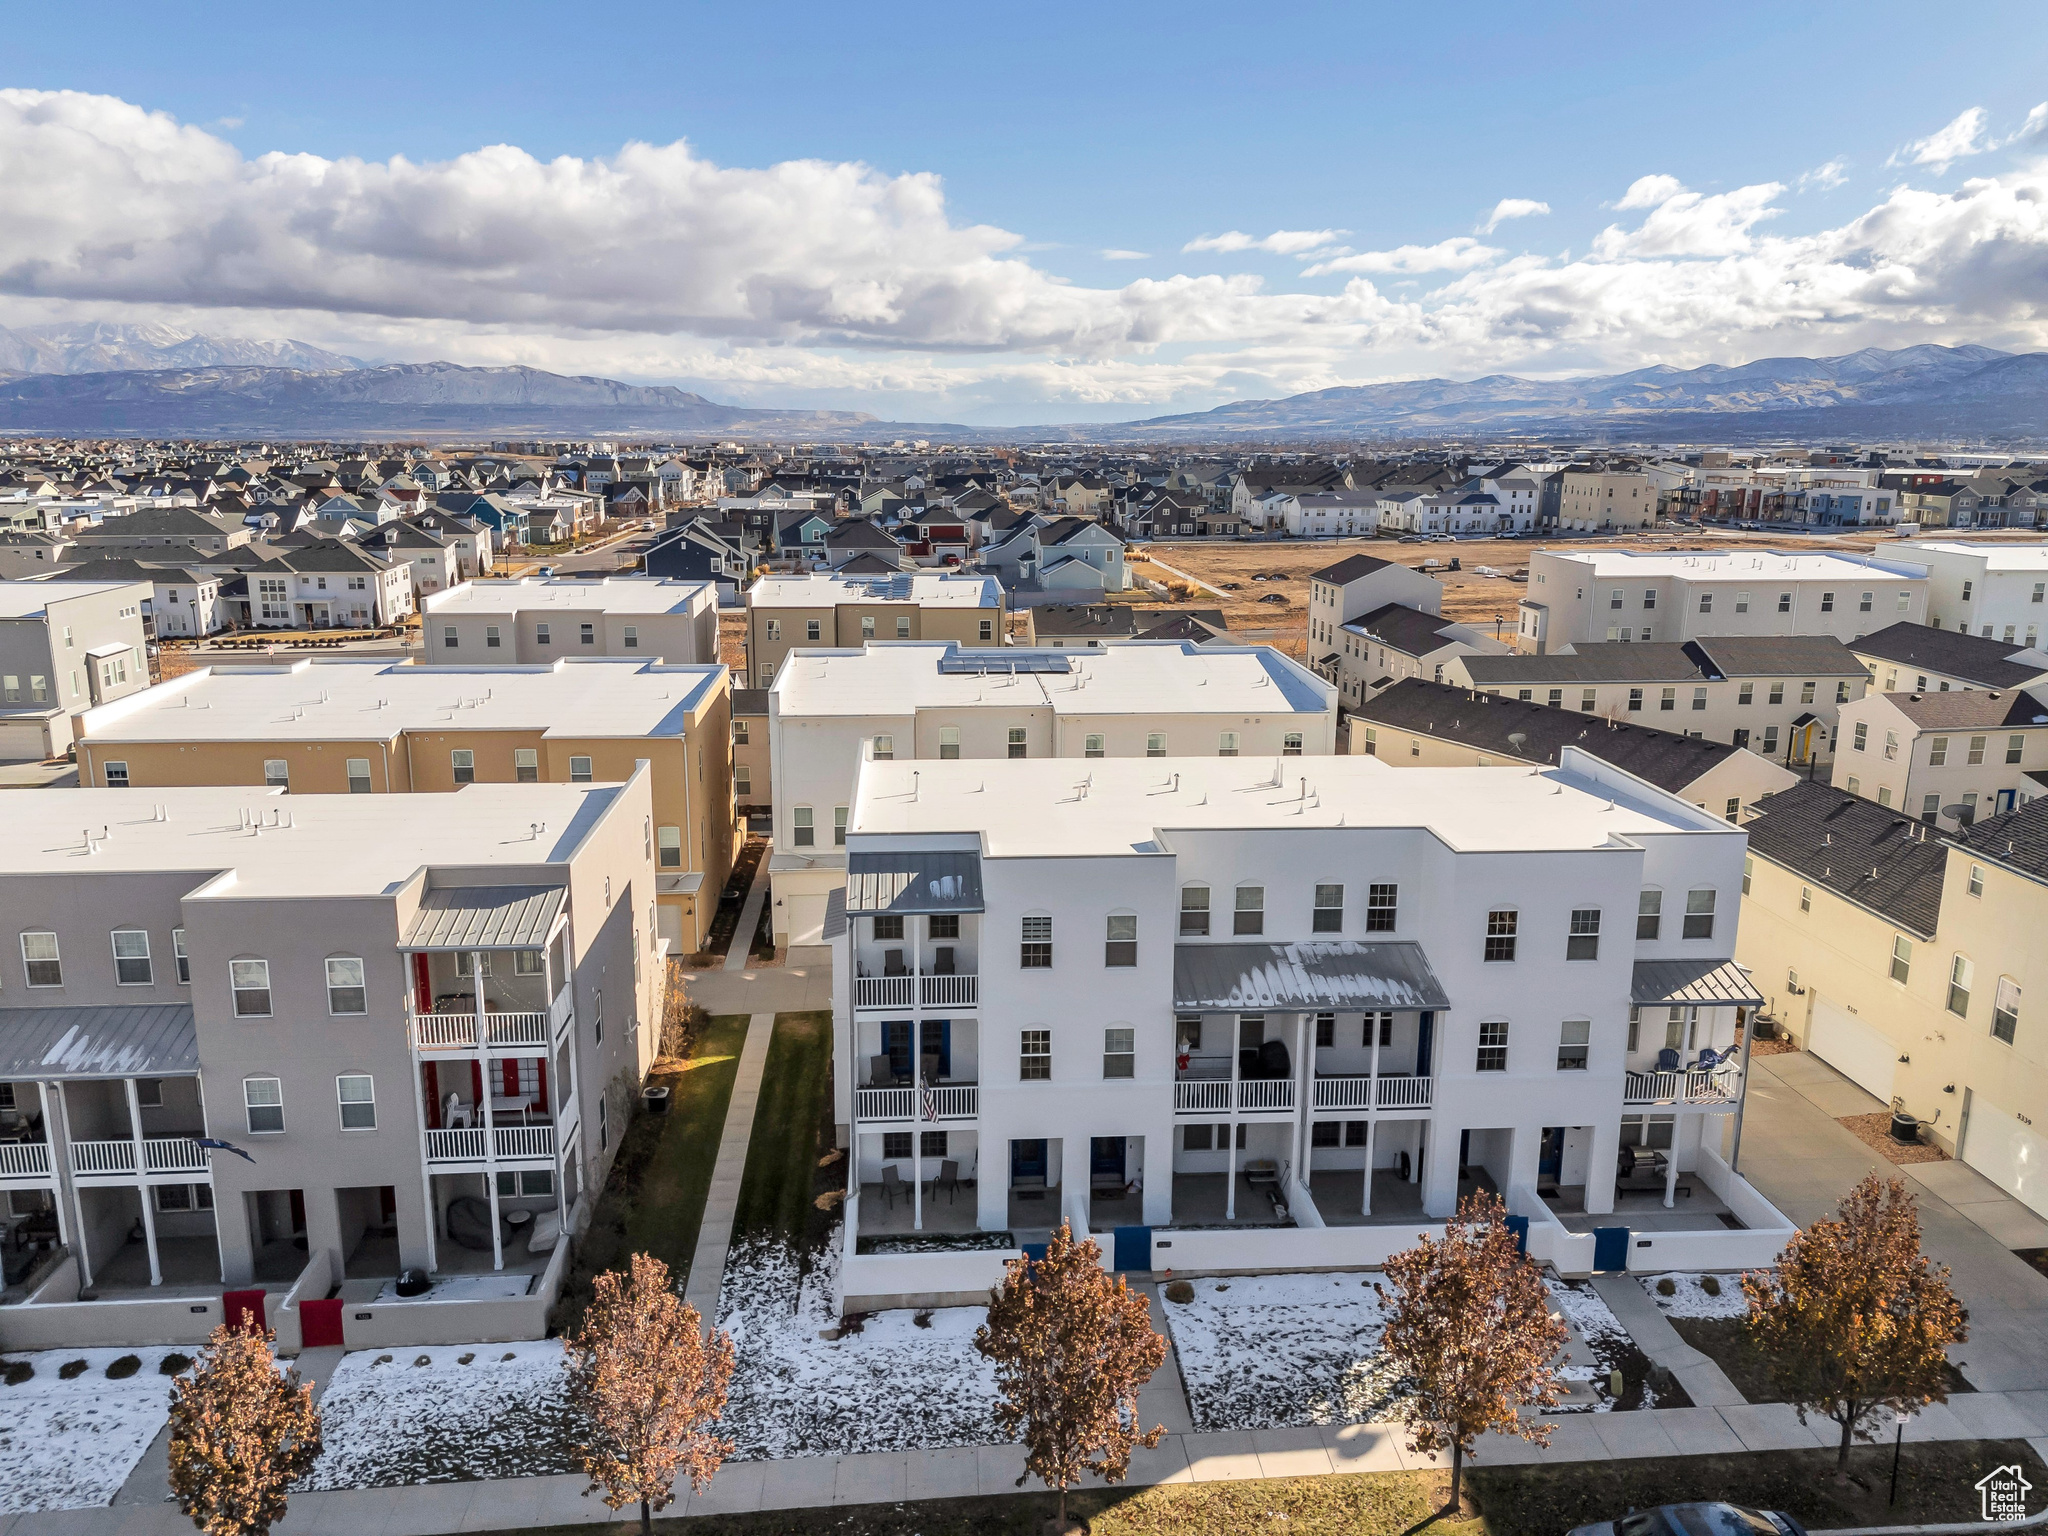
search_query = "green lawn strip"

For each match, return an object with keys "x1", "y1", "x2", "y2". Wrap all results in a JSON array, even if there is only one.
[
  {"x1": 1666, "y1": 1316, "x2": 1973, "y2": 1405},
  {"x1": 552, "y1": 1012, "x2": 749, "y2": 1326},
  {"x1": 450, "y1": 1438, "x2": 2048, "y2": 1536},
  {"x1": 731, "y1": 1010, "x2": 835, "y2": 1247}
]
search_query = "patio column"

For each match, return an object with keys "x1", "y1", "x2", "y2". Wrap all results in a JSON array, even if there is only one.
[
  {"x1": 1664, "y1": 1130, "x2": 1680, "y2": 1210},
  {"x1": 912, "y1": 941, "x2": 924, "y2": 1232},
  {"x1": 1225, "y1": 1023, "x2": 1239, "y2": 1221},
  {"x1": 1364, "y1": 1013, "x2": 1382, "y2": 1215},
  {"x1": 124, "y1": 1078, "x2": 162, "y2": 1286},
  {"x1": 35, "y1": 1081, "x2": 70, "y2": 1249},
  {"x1": 407, "y1": 1044, "x2": 439, "y2": 1275},
  {"x1": 476, "y1": 948, "x2": 504, "y2": 1271},
  {"x1": 55, "y1": 1083, "x2": 94, "y2": 1289}
]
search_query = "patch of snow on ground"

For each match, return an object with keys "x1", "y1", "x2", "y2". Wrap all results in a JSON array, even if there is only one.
[
  {"x1": 1640, "y1": 1272, "x2": 1751, "y2": 1319},
  {"x1": 0, "y1": 1347, "x2": 186, "y2": 1513},
  {"x1": 1163, "y1": 1272, "x2": 1402, "y2": 1431},
  {"x1": 1545, "y1": 1278, "x2": 1627, "y2": 1346},
  {"x1": 372, "y1": 1274, "x2": 534, "y2": 1303},
  {"x1": 302, "y1": 1340, "x2": 578, "y2": 1488},
  {"x1": 717, "y1": 1234, "x2": 1004, "y2": 1460}
]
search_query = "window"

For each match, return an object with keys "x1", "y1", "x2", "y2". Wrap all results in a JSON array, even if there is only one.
[
  {"x1": 1313, "y1": 884, "x2": 1344, "y2": 933},
  {"x1": 1853, "y1": 722, "x2": 1869, "y2": 752},
  {"x1": 1725, "y1": 797, "x2": 1741, "y2": 823},
  {"x1": 1736, "y1": 591, "x2": 1750, "y2": 614},
  {"x1": 1610, "y1": 590, "x2": 1624, "y2": 610},
  {"x1": 1363, "y1": 883, "x2": 1397, "y2": 933},
  {"x1": 1183, "y1": 1124, "x2": 1213, "y2": 1151},
  {"x1": 244, "y1": 1078, "x2": 283, "y2": 1134},
  {"x1": 1547, "y1": 690, "x2": 1563, "y2": 708},
  {"x1": 104, "y1": 760, "x2": 130, "y2": 788},
  {"x1": 1898, "y1": 591, "x2": 1913, "y2": 614},
  {"x1": 1146, "y1": 732, "x2": 1167, "y2": 758},
  {"x1": 1476, "y1": 1020, "x2": 1508, "y2": 1071},
  {"x1": 347, "y1": 758, "x2": 373, "y2": 793},
  {"x1": 1233, "y1": 885, "x2": 1265, "y2": 935},
  {"x1": 594, "y1": 990, "x2": 603, "y2": 1044},
  {"x1": 1020, "y1": 1028, "x2": 1051, "y2": 1080},
  {"x1": 1628, "y1": 688, "x2": 1643, "y2": 712},
  {"x1": 451, "y1": 748, "x2": 475, "y2": 784},
  {"x1": 1761, "y1": 725, "x2": 1779, "y2": 757},
  {"x1": 1969, "y1": 863, "x2": 1985, "y2": 899},
  {"x1": 1311, "y1": 1120, "x2": 1341, "y2": 1148},
  {"x1": 1777, "y1": 592, "x2": 1791, "y2": 614},
  {"x1": 570, "y1": 755, "x2": 593, "y2": 782},
  {"x1": 1965, "y1": 735, "x2": 1987, "y2": 766},
  {"x1": 1084, "y1": 733, "x2": 1105, "y2": 758},
  {"x1": 1021, "y1": 915, "x2": 1053, "y2": 968},
  {"x1": 1861, "y1": 591, "x2": 1875, "y2": 613},
  {"x1": 622, "y1": 625, "x2": 639, "y2": 649},
  {"x1": 1007, "y1": 727, "x2": 1027, "y2": 759},
  {"x1": 156, "y1": 1184, "x2": 213, "y2": 1213},
  {"x1": 579, "y1": 622, "x2": 595, "y2": 646},
  {"x1": 939, "y1": 726, "x2": 960, "y2": 759},
  {"x1": 1837, "y1": 680, "x2": 1851, "y2": 703},
  {"x1": 513, "y1": 949, "x2": 544, "y2": 975},
  {"x1": 658, "y1": 826, "x2": 683, "y2": 868},
  {"x1": 872, "y1": 915, "x2": 903, "y2": 942},
  {"x1": 1582, "y1": 689, "x2": 1597, "y2": 712},
  {"x1": 765, "y1": 618, "x2": 782, "y2": 642},
  {"x1": 1693, "y1": 687, "x2": 1708, "y2": 711},
  {"x1": 1890, "y1": 934, "x2": 1913, "y2": 985},
  {"x1": 21, "y1": 932, "x2": 60, "y2": 987},
  {"x1": 1566, "y1": 909, "x2": 1600, "y2": 961},
  {"x1": 1821, "y1": 591, "x2": 1835, "y2": 613},
  {"x1": 1636, "y1": 889, "x2": 1662, "y2": 940},
  {"x1": 828, "y1": 806, "x2": 846, "y2": 847},
  {"x1": 1768, "y1": 683, "x2": 1785, "y2": 705},
  {"x1": 1484, "y1": 909, "x2": 1518, "y2": 961},
  {"x1": 861, "y1": 616, "x2": 876, "y2": 638},
  {"x1": 1104, "y1": 914, "x2": 1137, "y2": 967},
  {"x1": 806, "y1": 619, "x2": 822, "y2": 641},
  {"x1": 1359, "y1": 727, "x2": 1377, "y2": 755},
  {"x1": 735, "y1": 765, "x2": 752, "y2": 795},
  {"x1": 979, "y1": 619, "x2": 994, "y2": 642},
  {"x1": 1315, "y1": 1012, "x2": 1336, "y2": 1048},
  {"x1": 537, "y1": 622, "x2": 555, "y2": 647},
  {"x1": 512, "y1": 748, "x2": 538, "y2": 783},
  {"x1": 1948, "y1": 954, "x2": 1974, "y2": 1017},
  {"x1": 173, "y1": 929, "x2": 189, "y2": 984},
  {"x1": 1964, "y1": 580, "x2": 1975, "y2": 601},
  {"x1": 1103, "y1": 1027, "x2": 1135, "y2": 1078},
  {"x1": 1995, "y1": 976, "x2": 2022, "y2": 1044},
  {"x1": 1557, "y1": 1019, "x2": 1590, "y2": 1070},
  {"x1": 2010, "y1": 735, "x2": 2026, "y2": 765},
  {"x1": 337, "y1": 1074, "x2": 376, "y2": 1130},
  {"x1": 1219, "y1": 731, "x2": 1240, "y2": 757},
  {"x1": 1659, "y1": 687, "x2": 1675, "y2": 712},
  {"x1": 1683, "y1": 889, "x2": 1716, "y2": 940},
  {"x1": 1930, "y1": 736, "x2": 1948, "y2": 767},
  {"x1": 893, "y1": 617, "x2": 910, "y2": 639},
  {"x1": 264, "y1": 759, "x2": 290, "y2": 791},
  {"x1": 732, "y1": 718, "x2": 750, "y2": 745},
  {"x1": 486, "y1": 625, "x2": 501, "y2": 649},
  {"x1": 1922, "y1": 792, "x2": 1939, "y2": 822},
  {"x1": 929, "y1": 914, "x2": 959, "y2": 940},
  {"x1": 231, "y1": 958, "x2": 272, "y2": 1017},
  {"x1": 112, "y1": 930, "x2": 151, "y2": 985},
  {"x1": 793, "y1": 806, "x2": 814, "y2": 847},
  {"x1": 1179, "y1": 885, "x2": 1211, "y2": 936},
  {"x1": 1643, "y1": 589, "x2": 1656, "y2": 610},
  {"x1": 1699, "y1": 592, "x2": 1713, "y2": 614}
]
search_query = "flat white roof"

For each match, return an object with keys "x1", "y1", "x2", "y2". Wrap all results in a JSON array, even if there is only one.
[
  {"x1": 422, "y1": 576, "x2": 712, "y2": 617},
  {"x1": 1906, "y1": 541, "x2": 2048, "y2": 570},
  {"x1": 773, "y1": 641, "x2": 1332, "y2": 718},
  {"x1": 1537, "y1": 548, "x2": 1928, "y2": 581},
  {"x1": 850, "y1": 752, "x2": 1708, "y2": 859},
  {"x1": 79, "y1": 657, "x2": 722, "y2": 744},
  {"x1": 748, "y1": 572, "x2": 1003, "y2": 610},
  {"x1": 0, "y1": 578, "x2": 149, "y2": 618},
  {"x1": 0, "y1": 781, "x2": 626, "y2": 899}
]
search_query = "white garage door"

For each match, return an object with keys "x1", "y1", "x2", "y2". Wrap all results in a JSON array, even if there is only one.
[
  {"x1": 1808, "y1": 997, "x2": 1897, "y2": 1103},
  {"x1": 1963, "y1": 1095, "x2": 2048, "y2": 1221}
]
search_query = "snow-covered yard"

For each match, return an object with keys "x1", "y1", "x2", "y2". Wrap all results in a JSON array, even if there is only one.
[
  {"x1": 0, "y1": 1346, "x2": 190, "y2": 1513},
  {"x1": 717, "y1": 1235, "x2": 1005, "y2": 1460},
  {"x1": 1639, "y1": 1271, "x2": 1753, "y2": 1319},
  {"x1": 1162, "y1": 1272, "x2": 1404, "y2": 1432},
  {"x1": 301, "y1": 1341, "x2": 578, "y2": 1489}
]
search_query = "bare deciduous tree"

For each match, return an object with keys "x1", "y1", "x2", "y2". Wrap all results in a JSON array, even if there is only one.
[
  {"x1": 1377, "y1": 1190, "x2": 1567, "y2": 1515},
  {"x1": 566, "y1": 1251, "x2": 736, "y2": 1534},
  {"x1": 975, "y1": 1223, "x2": 1166, "y2": 1533},
  {"x1": 1745, "y1": 1172, "x2": 1968, "y2": 1473},
  {"x1": 167, "y1": 1323, "x2": 323, "y2": 1536}
]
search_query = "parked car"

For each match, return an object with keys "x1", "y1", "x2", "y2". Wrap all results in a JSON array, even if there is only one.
[
  {"x1": 536, "y1": 565, "x2": 556, "y2": 576},
  {"x1": 1569, "y1": 1503, "x2": 1807, "y2": 1536}
]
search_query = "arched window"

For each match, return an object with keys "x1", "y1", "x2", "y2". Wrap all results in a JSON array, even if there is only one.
[{"x1": 1179, "y1": 885, "x2": 1210, "y2": 937}]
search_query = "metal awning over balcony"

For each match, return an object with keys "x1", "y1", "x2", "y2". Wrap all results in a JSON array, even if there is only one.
[
  {"x1": 1172, "y1": 941, "x2": 1449, "y2": 1012},
  {"x1": 405, "y1": 885, "x2": 565, "y2": 951},
  {"x1": 845, "y1": 851, "x2": 984, "y2": 915},
  {"x1": 0, "y1": 1003, "x2": 197, "y2": 1081},
  {"x1": 1630, "y1": 959, "x2": 1765, "y2": 1009}
]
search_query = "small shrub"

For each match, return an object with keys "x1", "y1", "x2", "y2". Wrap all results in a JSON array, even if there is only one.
[
  {"x1": 913, "y1": 1310, "x2": 934, "y2": 1329},
  {"x1": 412, "y1": 1354, "x2": 431, "y2": 1367},
  {"x1": 1656, "y1": 1277, "x2": 1677, "y2": 1296},
  {"x1": 373, "y1": 1354, "x2": 393, "y2": 1365},
  {"x1": 500, "y1": 1352, "x2": 515, "y2": 1362},
  {"x1": 4, "y1": 1360, "x2": 32, "y2": 1386},
  {"x1": 157, "y1": 1353, "x2": 192, "y2": 1377},
  {"x1": 458, "y1": 1352, "x2": 475, "y2": 1365},
  {"x1": 1164, "y1": 1280, "x2": 1195, "y2": 1304},
  {"x1": 105, "y1": 1355, "x2": 142, "y2": 1379},
  {"x1": 58, "y1": 1359, "x2": 89, "y2": 1379},
  {"x1": 1701, "y1": 1275, "x2": 1722, "y2": 1297}
]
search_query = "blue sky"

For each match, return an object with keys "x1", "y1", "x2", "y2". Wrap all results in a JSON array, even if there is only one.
[{"x1": 5, "y1": 1, "x2": 2048, "y2": 422}]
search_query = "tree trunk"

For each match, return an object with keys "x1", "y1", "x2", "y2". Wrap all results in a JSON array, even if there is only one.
[
  {"x1": 1058, "y1": 1484, "x2": 1068, "y2": 1529},
  {"x1": 1837, "y1": 1414, "x2": 1854, "y2": 1476},
  {"x1": 1449, "y1": 1441, "x2": 1464, "y2": 1513},
  {"x1": 640, "y1": 1497, "x2": 652, "y2": 1536}
]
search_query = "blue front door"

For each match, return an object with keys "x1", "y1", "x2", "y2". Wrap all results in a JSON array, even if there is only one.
[
  {"x1": 1593, "y1": 1227, "x2": 1630, "y2": 1273},
  {"x1": 919, "y1": 1019, "x2": 952, "y2": 1078},
  {"x1": 882, "y1": 1021, "x2": 913, "y2": 1080},
  {"x1": 1011, "y1": 1139, "x2": 1047, "y2": 1183},
  {"x1": 1113, "y1": 1227, "x2": 1152, "y2": 1271}
]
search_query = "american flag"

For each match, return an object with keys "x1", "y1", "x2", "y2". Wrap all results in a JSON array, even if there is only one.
[{"x1": 920, "y1": 1073, "x2": 938, "y2": 1122}]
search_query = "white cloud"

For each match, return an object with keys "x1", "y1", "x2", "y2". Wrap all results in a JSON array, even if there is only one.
[
  {"x1": 1099, "y1": 248, "x2": 1149, "y2": 261},
  {"x1": 1477, "y1": 198, "x2": 1549, "y2": 234},
  {"x1": 1302, "y1": 238, "x2": 1501, "y2": 277},
  {"x1": 2002, "y1": 102, "x2": 2048, "y2": 148},
  {"x1": 1797, "y1": 158, "x2": 1848, "y2": 191},
  {"x1": 1181, "y1": 228, "x2": 1347, "y2": 255},
  {"x1": 1891, "y1": 107, "x2": 1988, "y2": 172},
  {"x1": 1614, "y1": 174, "x2": 1687, "y2": 210},
  {"x1": 1593, "y1": 181, "x2": 1785, "y2": 258}
]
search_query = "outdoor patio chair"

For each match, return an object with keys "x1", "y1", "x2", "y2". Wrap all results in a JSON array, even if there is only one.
[
  {"x1": 883, "y1": 949, "x2": 908, "y2": 977},
  {"x1": 920, "y1": 1051, "x2": 941, "y2": 1084},
  {"x1": 928, "y1": 1160, "x2": 960, "y2": 1203},
  {"x1": 1654, "y1": 1047, "x2": 1682, "y2": 1073},
  {"x1": 868, "y1": 1054, "x2": 897, "y2": 1088},
  {"x1": 880, "y1": 1165, "x2": 906, "y2": 1209},
  {"x1": 931, "y1": 946, "x2": 956, "y2": 976}
]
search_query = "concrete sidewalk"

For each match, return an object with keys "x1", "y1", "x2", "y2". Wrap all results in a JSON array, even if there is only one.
[{"x1": 12, "y1": 1397, "x2": 2048, "y2": 1536}]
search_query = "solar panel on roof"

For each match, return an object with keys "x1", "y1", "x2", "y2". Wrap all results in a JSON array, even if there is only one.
[{"x1": 934, "y1": 652, "x2": 1071, "y2": 675}]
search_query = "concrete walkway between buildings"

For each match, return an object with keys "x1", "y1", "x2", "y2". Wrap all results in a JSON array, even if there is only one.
[
  {"x1": 680, "y1": 1011, "x2": 776, "y2": 1325},
  {"x1": 1589, "y1": 1274, "x2": 1744, "y2": 1408},
  {"x1": 721, "y1": 853, "x2": 773, "y2": 972}
]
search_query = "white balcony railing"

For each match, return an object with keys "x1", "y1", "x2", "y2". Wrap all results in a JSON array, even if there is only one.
[
  {"x1": 0, "y1": 1142, "x2": 52, "y2": 1178},
  {"x1": 853, "y1": 976, "x2": 914, "y2": 1010},
  {"x1": 1237, "y1": 1079, "x2": 1294, "y2": 1112},
  {"x1": 1312, "y1": 1075, "x2": 1374, "y2": 1111},
  {"x1": 1624, "y1": 1066, "x2": 1741, "y2": 1107},
  {"x1": 70, "y1": 1139, "x2": 137, "y2": 1175},
  {"x1": 852, "y1": 973, "x2": 980, "y2": 1009},
  {"x1": 1376, "y1": 1075, "x2": 1433, "y2": 1109},
  {"x1": 143, "y1": 1137, "x2": 211, "y2": 1175},
  {"x1": 411, "y1": 1010, "x2": 550, "y2": 1051},
  {"x1": 1174, "y1": 1080, "x2": 1231, "y2": 1113},
  {"x1": 921, "y1": 973, "x2": 978, "y2": 1008},
  {"x1": 550, "y1": 986, "x2": 575, "y2": 1039},
  {"x1": 424, "y1": 1124, "x2": 558, "y2": 1163},
  {"x1": 853, "y1": 1084, "x2": 980, "y2": 1121}
]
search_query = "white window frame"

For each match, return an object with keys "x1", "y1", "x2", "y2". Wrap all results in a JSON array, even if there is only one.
[
  {"x1": 337, "y1": 1073, "x2": 376, "y2": 1130},
  {"x1": 326, "y1": 956, "x2": 367, "y2": 1015},
  {"x1": 245, "y1": 1077, "x2": 284, "y2": 1134},
  {"x1": 111, "y1": 929, "x2": 152, "y2": 986},
  {"x1": 231, "y1": 958, "x2": 273, "y2": 1018}
]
